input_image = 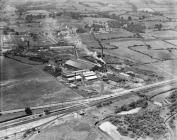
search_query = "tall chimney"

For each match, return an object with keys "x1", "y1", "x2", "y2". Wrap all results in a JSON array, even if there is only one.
[
  {"x1": 101, "y1": 44, "x2": 104, "y2": 59},
  {"x1": 74, "y1": 45, "x2": 78, "y2": 59},
  {"x1": 100, "y1": 81, "x2": 104, "y2": 95}
]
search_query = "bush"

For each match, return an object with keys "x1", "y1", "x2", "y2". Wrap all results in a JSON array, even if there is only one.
[{"x1": 117, "y1": 127, "x2": 128, "y2": 136}]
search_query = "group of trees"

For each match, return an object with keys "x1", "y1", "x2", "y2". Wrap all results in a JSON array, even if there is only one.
[
  {"x1": 115, "y1": 98, "x2": 148, "y2": 114},
  {"x1": 108, "y1": 17, "x2": 146, "y2": 33},
  {"x1": 110, "y1": 109, "x2": 167, "y2": 139},
  {"x1": 154, "y1": 24, "x2": 163, "y2": 31},
  {"x1": 122, "y1": 109, "x2": 167, "y2": 138},
  {"x1": 97, "y1": 101, "x2": 113, "y2": 108},
  {"x1": 3, "y1": 27, "x2": 15, "y2": 35},
  {"x1": 25, "y1": 14, "x2": 33, "y2": 23},
  {"x1": 168, "y1": 90, "x2": 177, "y2": 114},
  {"x1": 126, "y1": 23, "x2": 146, "y2": 33},
  {"x1": 43, "y1": 65, "x2": 62, "y2": 77},
  {"x1": 25, "y1": 14, "x2": 46, "y2": 23}
]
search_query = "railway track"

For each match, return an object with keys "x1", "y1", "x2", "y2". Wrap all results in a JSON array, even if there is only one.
[{"x1": 1, "y1": 78, "x2": 177, "y2": 138}]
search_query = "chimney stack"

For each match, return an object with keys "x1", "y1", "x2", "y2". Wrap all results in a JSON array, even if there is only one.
[
  {"x1": 74, "y1": 45, "x2": 78, "y2": 59},
  {"x1": 100, "y1": 81, "x2": 104, "y2": 95}
]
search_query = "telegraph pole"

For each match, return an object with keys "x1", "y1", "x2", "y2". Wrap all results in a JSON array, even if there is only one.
[
  {"x1": 0, "y1": 35, "x2": 3, "y2": 113},
  {"x1": 0, "y1": 85, "x2": 3, "y2": 113}
]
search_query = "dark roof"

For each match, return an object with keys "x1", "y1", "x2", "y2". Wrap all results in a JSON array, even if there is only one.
[{"x1": 65, "y1": 59, "x2": 96, "y2": 70}]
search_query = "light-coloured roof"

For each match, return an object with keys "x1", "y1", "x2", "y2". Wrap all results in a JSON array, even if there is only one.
[
  {"x1": 83, "y1": 71, "x2": 96, "y2": 77},
  {"x1": 67, "y1": 75, "x2": 82, "y2": 81},
  {"x1": 85, "y1": 75, "x2": 97, "y2": 80}
]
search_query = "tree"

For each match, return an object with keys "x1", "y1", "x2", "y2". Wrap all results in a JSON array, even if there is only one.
[
  {"x1": 129, "y1": 101, "x2": 137, "y2": 108},
  {"x1": 76, "y1": 27, "x2": 86, "y2": 33},
  {"x1": 25, "y1": 107, "x2": 33, "y2": 115},
  {"x1": 25, "y1": 14, "x2": 33, "y2": 23},
  {"x1": 128, "y1": 16, "x2": 132, "y2": 21},
  {"x1": 158, "y1": 24, "x2": 162, "y2": 30},
  {"x1": 147, "y1": 45, "x2": 152, "y2": 50},
  {"x1": 3, "y1": 27, "x2": 9, "y2": 35},
  {"x1": 155, "y1": 24, "x2": 163, "y2": 31}
]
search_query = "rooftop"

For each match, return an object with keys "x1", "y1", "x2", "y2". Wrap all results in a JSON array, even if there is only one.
[{"x1": 65, "y1": 59, "x2": 97, "y2": 70}]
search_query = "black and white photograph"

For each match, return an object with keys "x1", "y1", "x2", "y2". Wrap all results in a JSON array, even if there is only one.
[{"x1": 0, "y1": 0, "x2": 177, "y2": 139}]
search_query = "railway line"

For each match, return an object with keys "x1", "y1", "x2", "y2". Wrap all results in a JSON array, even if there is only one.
[{"x1": 1, "y1": 78, "x2": 177, "y2": 139}]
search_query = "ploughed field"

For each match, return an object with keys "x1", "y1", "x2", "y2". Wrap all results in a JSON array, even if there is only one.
[{"x1": 0, "y1": 57, "x2": 81, "y2": 111}]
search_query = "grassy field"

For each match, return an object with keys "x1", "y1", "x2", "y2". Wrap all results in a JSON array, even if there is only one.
[
  {"x1": 147, "y1": 30, "x2": 177, "y2": 38},
  {"x1": 101, "y1": 39, "x2": 177, "y2": 79},
  {"x1": 0, "y1": 57, "x2": 82, "y2": 111},
  {"x1": 95, "y1": 29, "x2": 134, "y2": 40},
  {"x1": 136, "y1": 59, "x2": 177, "y2": 80},
  {"x1": 131, "y1": 45, "x2": 177, "y2": 60},
  {"x1": 32, "y1": 118, "x2": 106, "y2": 140},
  {"x1": 165, "y1": 40, "x2": 177, "y2": 46},
  {"x1": 106, "y1": 40, "x2": 154, "y2": 63}
]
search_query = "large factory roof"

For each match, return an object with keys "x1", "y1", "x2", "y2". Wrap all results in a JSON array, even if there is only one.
[{"x1": 65, "y1": 59, "x2": 96, "y2": 70}]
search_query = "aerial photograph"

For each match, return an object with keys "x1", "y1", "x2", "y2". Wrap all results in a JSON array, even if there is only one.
[{"x1": 0, "y1": 0, "x2": 177, "y2": 139}]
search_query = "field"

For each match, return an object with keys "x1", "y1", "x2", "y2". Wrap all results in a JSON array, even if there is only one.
[
  {"x1": 137, "y1": 59, "x2": 177, "y2": 79},
  {"x1": 146, "y1": 30, "x2": 177, "y2": 39},
  {"x1": 82, "y1": 17, "x2": 114, "y2": 23},
  {"x1": 31, "y1": 118, "x2": 106, "y2": 140},
  {"x1": 101, "y1": 38, "x2": 177, "y2": 79},
  {"x1": 131, "y1": 45, "x2": 177, "y2": 60},
  {"x1": 105, "y1": 40, "x2": 153, "y2": 63},
  {"x1": 95, "y1": 29, "x2": 134, "y2": 40},
  {"x1": 0, "y1": 57, "x2": 82, "y2": 111},
  {"x1": 165, "y1": 40, "x2": 177, "y2": 46},
  {"x1": 144, "y1": 21, "x2": 177, "y2": 30}
]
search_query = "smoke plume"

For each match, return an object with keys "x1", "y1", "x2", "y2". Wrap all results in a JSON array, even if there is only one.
[
  {"x1": 76, "y1": 40, "x2": 105, "y2": 64},
  {"x1": 64, "y1": 33, "x2": 105, "y2": 64}
]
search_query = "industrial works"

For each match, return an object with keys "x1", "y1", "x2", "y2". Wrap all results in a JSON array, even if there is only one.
[{"x1": 1, "y1": 0, "x2": 177, "y2": 140}]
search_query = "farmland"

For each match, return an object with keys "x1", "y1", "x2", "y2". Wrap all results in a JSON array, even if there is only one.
[
  {"x1": 146, "y1": 30, "x2": 177, "y2": 39},
  {"x1": 95, "y1": 29, "x2": 134, "y2": 40},
  {"x1": 104, "y1": 40, "x2": 154, "y2": 63}
]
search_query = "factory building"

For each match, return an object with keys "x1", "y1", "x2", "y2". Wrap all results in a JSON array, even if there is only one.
[
  {"x1": 64, "y1": 59, "x2": 97, "y2": 70},
  {"x1": 62, "y1": 69, "x2": 97, "y2": 83},
  {"x1": 85, "y1": 75, "x2": 97, "y2": 81},
  {"x1": 67, "y1": 75, "x2": 82, "y2": 82},
  {"x1": 119, "y1": 72, "x2": 131, "y2": 80}
]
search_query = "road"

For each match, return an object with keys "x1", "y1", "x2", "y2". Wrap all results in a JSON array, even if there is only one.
[{"x1": 1, "y1": 78, "x2": 177, "y2": 139}]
